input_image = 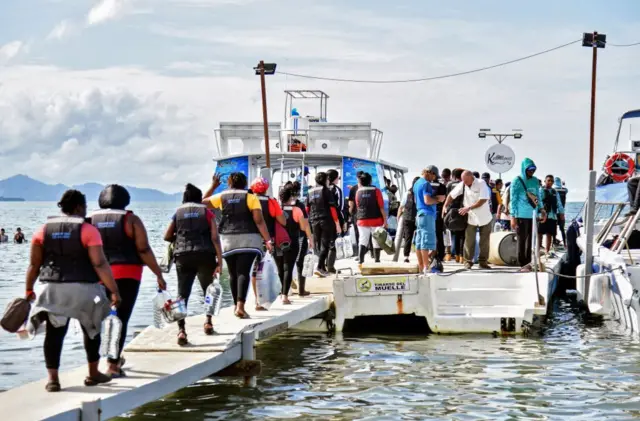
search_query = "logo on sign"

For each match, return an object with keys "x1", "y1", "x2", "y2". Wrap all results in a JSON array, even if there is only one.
[
  {"x1": 356, "y1": 277, "x2": 408, "y2": 293},
  {"x1": 485, "y1": 144, "x2": 516, "y2": 173}
]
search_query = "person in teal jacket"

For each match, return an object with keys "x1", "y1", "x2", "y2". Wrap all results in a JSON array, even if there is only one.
[
  {"x1": 509, "y1": 157, "x2": 546, "y2": 267},
  {"x1": 539, "y1": 174, "x2": 565, "y2": 256}
]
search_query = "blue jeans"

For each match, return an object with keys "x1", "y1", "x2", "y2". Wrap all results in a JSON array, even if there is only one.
[{"x1": 414, "y1": 211, "x2": 436, "y2": 251}]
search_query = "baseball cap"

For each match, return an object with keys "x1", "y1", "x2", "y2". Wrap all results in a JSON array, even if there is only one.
[
  {"x1": 526, "y1": 165, "x2": 537, "y2": 172},
  {"x1": 482, "y1": 172, "x2": 491, "y2": 180},
  {"x1": 425, "y1": 165, "x2": 439, "y2": 177}
]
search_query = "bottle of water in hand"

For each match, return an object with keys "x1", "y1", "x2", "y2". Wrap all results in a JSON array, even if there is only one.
[
  {"x1": 100, "y1": 307, "x2": 122, "y2": 360},
  {"x1": 153, "y1": 289, "x2": 170, "y2": 328},
  {"x1": 205, "y1": 276, "x2": 223, "y2": 316}
]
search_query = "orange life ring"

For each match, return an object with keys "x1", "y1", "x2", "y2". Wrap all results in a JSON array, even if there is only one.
[{"x1": 605, "y1": 152, "x2": 635, "y2": 182}]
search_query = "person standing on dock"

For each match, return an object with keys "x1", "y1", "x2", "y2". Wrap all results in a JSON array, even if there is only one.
[
  {"x1": 289, "y1": 181, "x2": 311, "y2": 295},
  {"x1": 445, "y1": 168, "x2": 465, "y2": 263},
  {"x1": 398, "y1": 176, "x2": 420, "y2": 263},
  {"x1": 25, "y1": 189, "x2": 121, "y2": 392},
  {"x1": 443, "y1": 171, "x2": 493, "y2": 269},
  {"x1": 90, "y1": 184, "x2": 168, "y2": 373},
  {"x1": 538, "y1": 175, "x2": 565, "y2": 256},
  {"x1": 348, "y1": 170, "x2": 365, "y2": 257},
  {"x1": 355, "y1": 172, "x2": 387, "y2": 265},
  {"x1": 428, "y1": 166, "x2": 447, "y2": 271},
  {"x1": 413, "y1": 168, "x2": 439, "y2": 273},
  {"x1": 279, "y1": 184, "x2": 314, "y2": 303},
  {"x1": 204, "y1": 173, "x2": 273, "y2": 319},
  {"x1": 509, "y1": 158, "x2": 546, "y2": 268},
  {"x1": 306, "y1": 172, "x2": 341, "y2": 277},
  {"x1": 553, "y1": 177, "x2": 568, "y2": 248},
  {"x1": 327, "y1": 169, "x2": 346, "y2": 273},
  {"x1": 165, "y1": 183, "x2": 223, "y2": 345}
]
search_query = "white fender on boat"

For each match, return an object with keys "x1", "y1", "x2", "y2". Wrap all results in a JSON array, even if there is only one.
[
  {"x1": 588, "y1": 273, "x2": 612, "y2": 315},
  {"x1": 576, "y1": 264, "x2": 586, "y2": 302}
]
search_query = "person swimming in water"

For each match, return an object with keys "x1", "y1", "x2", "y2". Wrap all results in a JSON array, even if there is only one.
[
  {"x1": 14, "y1": 228, "x2": 25, "y2": 244},
  {"x1": 0, "y1": 228, "x2": 8, "y2": 243}
]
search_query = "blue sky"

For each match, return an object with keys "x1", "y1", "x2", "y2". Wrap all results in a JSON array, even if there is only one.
[{"x1": 0, "y1": 0, "x2": 638, "y2": 197}]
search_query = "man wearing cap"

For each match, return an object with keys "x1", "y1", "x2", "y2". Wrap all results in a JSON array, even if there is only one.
[
  {"x1": 413, "y1": 167, "x2": 439, "y2": 273},
  {"x1": 509, "y1": 157, "x2": 546, "y2": 268},
  {"x1": 428, "y1": 166, "x2": 447, "y2": 270}
]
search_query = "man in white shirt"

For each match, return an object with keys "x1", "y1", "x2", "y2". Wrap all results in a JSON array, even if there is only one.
[{"x1": 442, "y1": 170, "x2": 493, "y2": 269}]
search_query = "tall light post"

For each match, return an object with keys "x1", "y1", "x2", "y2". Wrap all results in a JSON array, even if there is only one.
[
  {"x1": 478, "y1": 129, "x2": 523, "y2": 179},
  {"x1": 254, "y1": 61, "x2": 277, "y2": 168},
  {"x1": 582, "y1": 32, "x2": 606, "y2": 171}
]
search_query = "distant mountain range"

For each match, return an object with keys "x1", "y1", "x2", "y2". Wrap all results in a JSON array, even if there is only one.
[{"x1": 0, "y1": 175, "x2": 181, "y2": 202}]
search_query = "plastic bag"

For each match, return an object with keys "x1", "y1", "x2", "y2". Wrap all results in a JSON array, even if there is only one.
[
  {"x1": 302, "y1": 253, "x2": 318, "y2": 278},
  {"x1": 159, "y1": 243, "x2": 174, "y2": 273},
  {"x1": 255, "y1": 254, "x2": 281, "y2": 309},
  {"x1": 343, "y1": 236, "x2": 354, "y2": 258},
  {"x1": 335, "y1": 237, "x2": 346, "y2": 260}
]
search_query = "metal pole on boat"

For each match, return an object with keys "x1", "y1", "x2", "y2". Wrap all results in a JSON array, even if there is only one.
[
  {"x1": 254, "y1": 61, "x2": 277, "y2": 168},
  {"x1": 582, "y1": 32, "x2": 606, "y2": 170},
  {"x1": 584, "y1": 171, "x2": 597, "y2": 295}
]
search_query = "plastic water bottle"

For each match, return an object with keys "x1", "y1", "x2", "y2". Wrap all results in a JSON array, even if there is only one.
[
  {"x1": 205, "y1": 276, "x2": 223, "y2": 316},
  {"x1": 335, "y1": 237, "x2": 346, "y2": 260},
  {"x1": 153, "y1": 289, "x2": 170, "y2": 328},
  {"x1": 302, "y1": 253, "x2": 318, "y2": 278},
  {"x1": 100, "y1": 307, "x2": 122, "y2": 360},
  {"x1": 343, "y1": 235, "x2": 353, "y2": 258},
  {"x1": 493, "y1": 221, "x2": 502, "y2": 232}
]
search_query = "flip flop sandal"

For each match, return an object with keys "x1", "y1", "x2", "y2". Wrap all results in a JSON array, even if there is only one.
[
  {"x1": 109, "y1": 368, "x2": 126, "y2": 379},
  {"x1": 177, "y1": 330, "x2": 188, "y2": 346},
  {"x1": 84, "y1": 373, "x2": 112, "y2": 387},
  {"x1": 45, "y1": 381, "x2": 61, "y2": 392},
  {"x1": 282, "y1": 298, "x2": 292, "y2": 305},
  {"x1": 204, "y1": 323, "x2": 215, "y2": 335},
  {"x1": 119, "y1": 357, "x2": 126, "y2": 369},
  {"x1": 234, "y1": 311, "x2": 251, "y2": 319}
]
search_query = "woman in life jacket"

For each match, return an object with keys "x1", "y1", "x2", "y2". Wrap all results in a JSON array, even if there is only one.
[
  {"x1": 288, "y1": 181, "x2": 312, "y2": 296},
  {"x1": 25, "y1": 190, "x2": 122, "y2": 392},
  {"x1": 249, "y1": 177, "x2": 287, "y2": 310},
  {"x1": 279, "y1": 183, "x2": 314, "y2": 303},
  {"x1": 355, "y1": 172, "x2": 387, "y2": 265},
  {"x1": 204, "y1": 172, "x2": 273, "y2": 319},
  {"x1": 398, "y1": 177, "x2": 420, "y2": 263},
  {"x1": 90, "y1": 184, "x2": 167, "y2": 372},
  {"x1": 164, "y1": 184, "x2": 223, "y2": 346}
]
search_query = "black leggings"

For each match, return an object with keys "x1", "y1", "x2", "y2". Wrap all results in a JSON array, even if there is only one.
[
  {"x1": 296, "y1": 236, "x2": 309, "y2": 282},
  {"x1": 453, "y1": 230, "x2": 465, "y2": 257},
  {"x1": 44, "y1": 314, "x2": 100, "y2": 370},
  {"x1": 224, "y1": 252, "x2": 259, "y2": 304},
  {"x1": 436, "y1": 215, "x2": 445, "y2": 261},
  {"x1": 312, "y1": 220, "x2": 336, "y2": 271},
  {"x1": 176, "y1": 252, "x2": 216, "y2": 329},
  {"x1": 108, "y1": 279, "x2": 140, "y2": 364},
  {"x1": 276, "y1": 242, "x2": 300, "y2": 296},
  {"x1": 402, "y1": 220, "x2": 416, "y2": 257}
]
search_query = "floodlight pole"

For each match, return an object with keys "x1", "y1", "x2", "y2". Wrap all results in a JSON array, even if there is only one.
[{"x1": 258, "y1": 60, "x2": 271, "y2": 168}]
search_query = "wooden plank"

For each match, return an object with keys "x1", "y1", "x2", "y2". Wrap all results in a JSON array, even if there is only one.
[{"x1": 361, "y1": 262, "x2": 419, "y2": 275}]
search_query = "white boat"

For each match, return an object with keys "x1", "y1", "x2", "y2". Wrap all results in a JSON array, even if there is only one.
[
  {"x1": 213, "y1": 89, "x2": 562, "y2": 335},
  {"x1": 575, "y1": 109, "x2": 640, "y2": 333}
]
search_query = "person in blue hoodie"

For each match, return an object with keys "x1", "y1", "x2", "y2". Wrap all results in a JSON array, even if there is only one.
[
  {"x1": 539, "y1": 175, "x2": 565, "y2": 256},
  {"x1": 553, "y1": 177, "x2": 568, "y2": 247},
  {"x1": 509, "y1": 158, "x2": 546, "y2": 267}
]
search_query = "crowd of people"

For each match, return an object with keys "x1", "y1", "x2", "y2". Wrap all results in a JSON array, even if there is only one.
[{"x1": 20, "y1": 157, "x2": 568, "y2": 392}]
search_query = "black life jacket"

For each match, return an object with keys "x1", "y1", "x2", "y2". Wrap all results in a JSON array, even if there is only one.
[
  {"x1": 39, "y1": 216, "x2": 99, "y2": 284},
  {"x1": 89, "y1": 209, "x2": 142, "y2": 266},
  {"x1": 490, "y1": 189, "x2": 499, "y2": 215},
  {"x1": 174, "y1": 203, "x2": 214, "y2": 257},
  {"x1": 257, "y1": 195, "x2": 276, "y2": 237},
  {"x1": 556, "y1": 187, "x2": 568, "y2": 207},
  {"x1": 429, "y1": 181, "x2": 444, "y2": 211},
  {"x1": 404, "y1": 189, "x2": 417, "y2": 222},
  {"x1": 307, "y1": 186, "x2": 330, "y2": 224},
  {"x1": 282, "y1": 205, "x2": 301, "y2": 240},
  {"x1": 218, "y1": 190, "x2": 259, "y2": 235},
  {"x1": 542, "y1": 188, "x2": 558, "y2": 214},
  {"x1": 448, "y1": 181, "x2": 464, "y2": 208},
  {"x1": 356, "y1": 187, "x2": 382, "y2": 220}
]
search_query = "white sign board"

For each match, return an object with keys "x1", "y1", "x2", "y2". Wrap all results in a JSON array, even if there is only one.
[{"x1": 485, "y1": 143, "x2": 515, "y2": 173}]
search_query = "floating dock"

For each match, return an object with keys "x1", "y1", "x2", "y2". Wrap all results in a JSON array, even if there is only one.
[{"x1": 0, "y1": 294, "x2": 332, "y2": 421}]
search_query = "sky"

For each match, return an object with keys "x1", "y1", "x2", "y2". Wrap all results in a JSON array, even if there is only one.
[{"x1": 0, "y1": 0, "x2": 638, "y2": 198}]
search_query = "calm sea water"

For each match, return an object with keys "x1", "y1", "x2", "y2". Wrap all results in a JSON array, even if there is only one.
[{"x1": 5, "y1": 202, "x2": 640, "y2": 420}]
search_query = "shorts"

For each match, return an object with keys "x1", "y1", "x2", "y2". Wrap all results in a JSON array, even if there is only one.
[
  {"x1": 414, "y1": 211, "x2": 436, "y2": 251},
  {"x1": 539, "y1": 218, "x2": 557, "y2": 236}
]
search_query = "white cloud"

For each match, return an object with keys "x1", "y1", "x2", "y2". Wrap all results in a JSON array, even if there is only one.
[
  {"x1": 0, "y1": 41, "x2": 24, "y2": 64},
  {"x1": 47, "y1": 20, "x2": 73, "y2": 40},
  {"x1": 87, "y1": 0, "x2": 129, "y2": 26}
]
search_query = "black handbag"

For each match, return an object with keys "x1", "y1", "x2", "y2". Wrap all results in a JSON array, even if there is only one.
[{"x1": 444, "y1": 208, "x2": 468, "y2": 232}]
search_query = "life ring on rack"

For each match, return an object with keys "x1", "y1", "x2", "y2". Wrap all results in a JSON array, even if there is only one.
[{"x1": 604, "y1": 152, "x2": 635, "y2": 182}]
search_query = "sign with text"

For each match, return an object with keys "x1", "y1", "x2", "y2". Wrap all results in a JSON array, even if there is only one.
[
  {"x1": 485, "y1": 144, "x2": 515, "y2": 174},
  {"x1": 355, "y1": 276, "x2": 410, "y2": 294}
]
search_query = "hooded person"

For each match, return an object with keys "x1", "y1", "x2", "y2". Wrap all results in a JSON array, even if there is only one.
[
  {"x1": 509, "y1": 158, "x2": 546, "y2": 267},
  {"x1": 554, "y1": 177, "x2": 568, "y2": 247}
]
